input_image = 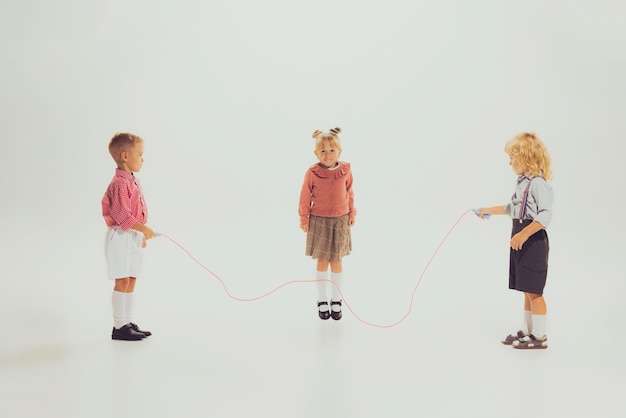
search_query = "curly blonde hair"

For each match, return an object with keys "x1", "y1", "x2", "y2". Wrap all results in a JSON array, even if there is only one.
[
  {"x1": 505, "y1": 132, "x2": 552, "y2": 180},
  {"x1": 312, "y1": 127, "x2": 342, "y2": 153}
]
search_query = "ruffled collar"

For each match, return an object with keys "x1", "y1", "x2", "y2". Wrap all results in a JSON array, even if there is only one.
[{"x1": 310, "y1": 162, "x2": 351, "y2": 179}]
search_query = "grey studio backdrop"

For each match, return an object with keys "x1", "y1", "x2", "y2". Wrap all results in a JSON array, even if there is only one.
[{"x1": 1, "y1": 1, "x2": 625, "y2": 418}]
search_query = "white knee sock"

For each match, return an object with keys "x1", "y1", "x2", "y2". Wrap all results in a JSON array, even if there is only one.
[
  {"x1": 125, "y1": 292, "x2": 135, "y2": 325},
  {"x1": 531, "y1": 314, "x2": 547, "y2": 339},
  {"x1": 330, "y1": 272, "x2": 343, "y2": 307},
  {"x1": 112, "y1": 291, "x2": 127, "y2": 329},
  {"x1": 316, "y1": 270, "x2": 329, "y2": 308}
]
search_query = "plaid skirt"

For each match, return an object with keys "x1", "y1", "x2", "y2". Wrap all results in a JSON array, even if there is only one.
[{"x1": 305, "y1": 214, "x2": 352, "y2": 261}]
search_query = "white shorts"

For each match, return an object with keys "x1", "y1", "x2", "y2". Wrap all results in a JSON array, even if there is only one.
[{"x1": 105, "y1": 228, "x2": 145, "y2": 280}]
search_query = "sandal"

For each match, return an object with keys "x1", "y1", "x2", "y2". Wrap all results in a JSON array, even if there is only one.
[
  {"x1": 512, "y1": 334, "x2": 548, "y2": 349},
  {"x1": 502, "y1": 330, "x2": 527, "y2": 345}
]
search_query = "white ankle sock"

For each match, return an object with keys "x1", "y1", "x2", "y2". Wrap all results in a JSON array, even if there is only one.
[
  {"x1": 316, "y1": 270, "x2": 329, "y2": 302},
  {"x1": 330, "y1": 272, "x2": 343, "y2": 302},
  {"x1": 125, "y1": 292, "x2": 135, "y2": 325},
  {"x1": 112, "y1": 291, "x2": 127, "y2": 329},
  {"x1": 531, "y1": 314, "x2": 547, "y2": 339}
]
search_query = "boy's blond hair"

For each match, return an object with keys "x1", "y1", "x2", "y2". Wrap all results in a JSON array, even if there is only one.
[
  {"x1": 312, "y1": 127, "x2": 342, "y2": 153},
  {"x1": 505, "y1": 132, "x2": 552, "y2": 180},
  {"x1": 108, "y1": 132, "x2": 143, "y2": 164}
]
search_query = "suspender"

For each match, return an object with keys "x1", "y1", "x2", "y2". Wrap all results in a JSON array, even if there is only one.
[{"x1": 518, "y1": 178, "x2": 533, "y2": 223}]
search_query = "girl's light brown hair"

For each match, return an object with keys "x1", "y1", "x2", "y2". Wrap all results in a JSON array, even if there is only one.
[
  {"x1": 505, "y1": 132, "x2": 552, "y2": 180},
  {"x1": 312, "y1": 127, "x2": 342, "y2": 152},
  {"x1": 108, "y1": 132, "x2": 143, "y2": 163}
]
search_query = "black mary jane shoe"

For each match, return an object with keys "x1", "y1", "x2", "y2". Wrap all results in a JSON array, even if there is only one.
[
  {"x1": 318, "y1": 301, "x2": 331, "y2": 320},
  {"x1": 330, "y1": 300, "x2": 342, "y2": 320}
]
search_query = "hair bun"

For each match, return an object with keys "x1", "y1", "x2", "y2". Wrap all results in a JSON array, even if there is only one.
[
  {"x1": 329, "y1": 127, "x2": 342, "y2": 135},
  {"x1": 312, "y1": 130, "x2": 323, "y2": 139}
]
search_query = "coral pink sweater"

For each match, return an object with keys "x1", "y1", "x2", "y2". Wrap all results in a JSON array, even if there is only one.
[{"x1": 299, "y1": 162, "x2": 356, "y2": 224}]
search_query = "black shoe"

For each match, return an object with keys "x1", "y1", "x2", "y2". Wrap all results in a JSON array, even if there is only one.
[
  {"x1": 318, "y1": 301, "x2": 330, "y2": 320},
  {"x1": 112, "y1": 324, "x2": 146, "y2": 341},
  {"x1": 331, "y1": 300, "x2": 342, "y2": 320},
  {"x1": 130, "y1": 322, "x2": 152, "y2": 337}
]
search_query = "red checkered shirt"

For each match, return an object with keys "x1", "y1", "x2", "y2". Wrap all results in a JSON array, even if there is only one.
[{"x1": 102, "y1": 169, "x2": 148, "y2": 231}]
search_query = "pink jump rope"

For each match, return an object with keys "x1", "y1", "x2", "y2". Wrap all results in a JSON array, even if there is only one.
[{"x1": 155, "y1": 209, "x2": 486, "y2": 328}]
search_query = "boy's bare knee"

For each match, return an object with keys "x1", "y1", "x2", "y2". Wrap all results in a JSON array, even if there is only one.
[{"x1": 114, "y1": 277, "x2": 132, "y2": 292}]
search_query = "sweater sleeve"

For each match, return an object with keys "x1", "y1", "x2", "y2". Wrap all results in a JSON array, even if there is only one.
[
  {"x1": 298, "y1": 170, "x2": 313, "y2": 224},
  {"x1": 346, "y1": 170, "x2": 356, "y2": 219}
]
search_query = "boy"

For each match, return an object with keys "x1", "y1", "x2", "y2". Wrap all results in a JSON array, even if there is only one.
[
  {"x1": 477, "y1": 132, "x2": 553, "y2": 349},
  {"x1": 102, "y1": 132, "x2": 156, "y2": 341}
]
